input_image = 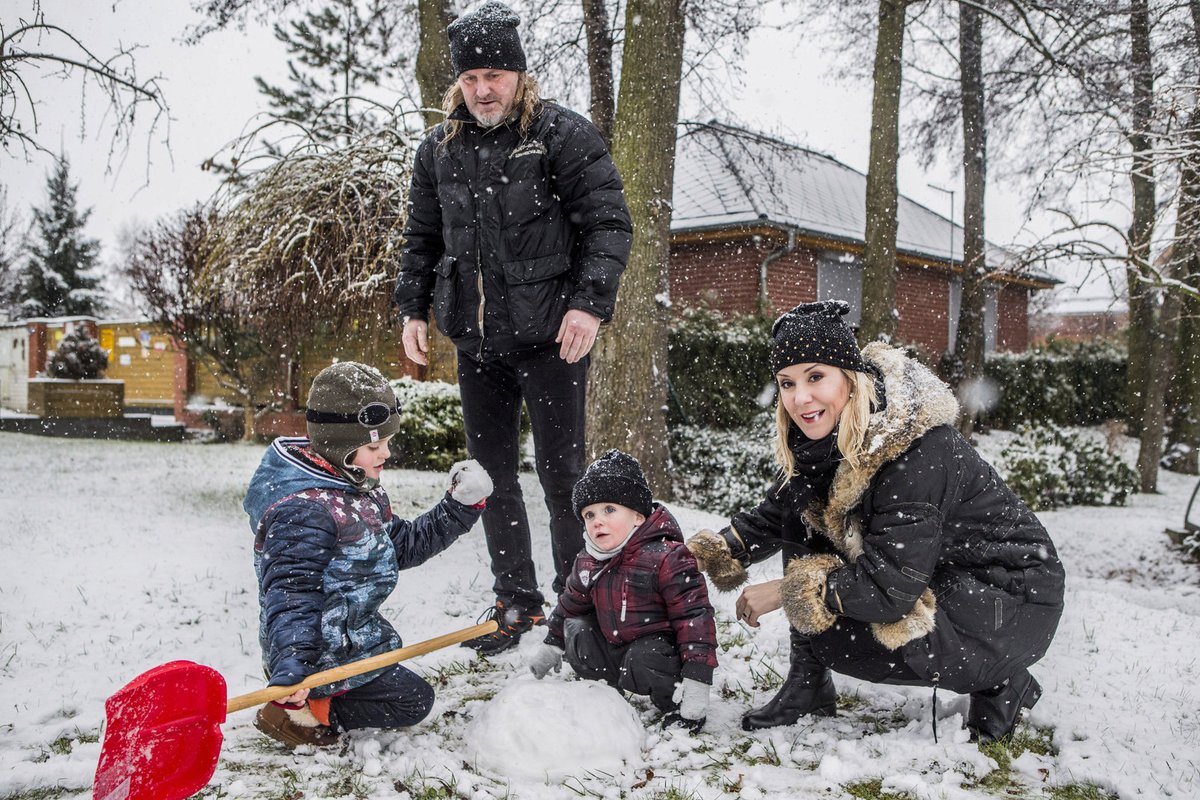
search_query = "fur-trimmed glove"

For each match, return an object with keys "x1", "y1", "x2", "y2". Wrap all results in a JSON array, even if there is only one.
[
  {"x1": 779, "y1": 553, "x2": 844, "y2": 635},
  {"x1": 685, "y1": 529, "x2": 749, "y2": 592},
  {"x1": 528, "y1": 643, "x2": 564, "y2": 679},
  {"x1": 448, "y1": 459, "x2": 493, "y2": 506},
  {"x1": 673, "y1": 678, "x2": 710, "y2": 723}
]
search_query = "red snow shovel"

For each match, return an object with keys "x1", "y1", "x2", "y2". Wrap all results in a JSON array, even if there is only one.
[{"x1": 92, "y1": 620, "x2": 497, "y2": 800}]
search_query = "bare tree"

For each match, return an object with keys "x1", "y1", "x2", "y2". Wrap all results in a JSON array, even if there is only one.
[
  {"x1": 0, "y1": 185, "x2": 25, "y2": 320},
  {"x1": 587, "y1": 0, "x2": 687, "y2": 492},
  {"x1": 581, "y1": 0, "x2": 615, "y2": 145},
  {"x1": 1, "y1": 2, "x2": 166, "y2": 161},
  {"x1": 122, "y1": 208, "x2": 281, "y2": 440},
  {"x1": 1165, "y1": 0, "x2": 1200, "y2": 471},
  {"x1": 860, "y1": 0, "x2": 915, "y2": 345}
]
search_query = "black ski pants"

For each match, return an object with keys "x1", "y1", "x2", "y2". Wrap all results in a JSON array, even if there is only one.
[
  {"x1": 564, "y1": 615, "x2": 681, "y2": 712},
  {"x1": 458, "y1": 346, "x2": 588, "y2": 612},
  {"x1": 328, "y1": 664, "x2": 435, "y2": 731}
]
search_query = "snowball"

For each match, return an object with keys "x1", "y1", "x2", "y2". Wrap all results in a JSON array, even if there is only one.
[{"x1": 465, "y1": 679, "x2": 646, "y2": 783}]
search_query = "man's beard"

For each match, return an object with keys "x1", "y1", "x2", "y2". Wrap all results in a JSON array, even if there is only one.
[{"x1": 473, "y1": 108, "x2": 508, "y2": 127}]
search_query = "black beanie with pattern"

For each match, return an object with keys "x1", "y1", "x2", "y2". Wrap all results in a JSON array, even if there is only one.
[
  {"x1": 571, "y1": 449, "x2": 654, "y2": 520},
  {"x1": 770, "y1": 300, "x2": 872, "y2": 375},
  {"x1": 448, "y1": 1, "x2": 527, "y2": 75},
  {"x1": 305, "y1": 362, "x2": 402, "y2": 487}
]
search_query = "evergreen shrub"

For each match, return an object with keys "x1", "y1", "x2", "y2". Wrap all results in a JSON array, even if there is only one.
[
  {"x1": 668, "y1": 308, "x2": 774, "y2": 429},
  {"x1": 47, "y1": 329, "x2": 108, "y2": 380},
  {"x1": 974, "y1": 338, "x2": 1127, "y2": 429},
  {"x1": 670, "y1": 410, "x2": 777, "y2": 516},
  {"x1": 998, "y1": 423, "x2": 1137, "y2": 511},
  {"x1": 389, "y1": 377, "x2": 468, "y2": 472}
]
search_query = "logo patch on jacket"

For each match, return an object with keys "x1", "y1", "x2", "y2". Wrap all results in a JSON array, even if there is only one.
[
  {"x1": 510, "y1": 141, "x2": 547, "y2": 159},
  {"x1": 579, "y1": 569, "x2": 591, "y2": 587}
]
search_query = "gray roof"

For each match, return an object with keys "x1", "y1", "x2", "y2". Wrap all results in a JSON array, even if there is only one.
[{"x1": 671, "y1": 122, "x2": 1032, "y2": 276}]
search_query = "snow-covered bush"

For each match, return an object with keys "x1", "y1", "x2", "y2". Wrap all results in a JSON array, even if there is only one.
[
  {"x1": 668, "y1": 307, "x2": 773, "y2": 430},
  {"x1": 999, "y1": 423, "x2": 1137, "y2": 511},
  {"x1": 389, "y1": 376, "x2": 468, "y2": 472},
  {"x1": 670, "y1": 410, "x2": 777, "y2": 516},
  {"x1": 47, "y1": 329, "x2": 108, "y2": 379},
  {"x1": 977, "y1": 338, "x2": 1128, "y2": 429}
]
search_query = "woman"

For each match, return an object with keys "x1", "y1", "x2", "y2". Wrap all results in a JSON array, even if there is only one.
[{"x1": 688, "y1": 301, "x2": 1064, "y2": 742}]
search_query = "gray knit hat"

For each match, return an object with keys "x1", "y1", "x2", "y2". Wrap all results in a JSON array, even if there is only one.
[
  {"x1": 448, "y1": 1, "x2": 527, "y2": 75},
  {"x1": 305, "y1": 362, "x2": 401, "y2": 487}
]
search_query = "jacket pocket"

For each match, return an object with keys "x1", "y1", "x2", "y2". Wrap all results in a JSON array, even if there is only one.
[
  {"x1": 432, "y1": 255, "x2": 466, "y2": 338},
  {"x1": 501, "y1": 253, "x2": 573, "y2": 345}
]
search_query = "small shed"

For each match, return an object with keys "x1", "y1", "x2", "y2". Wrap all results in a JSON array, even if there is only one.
[
  {"x1": 0, "y1": 321, "x2": 29, "y2": 412},
  {"x1": 97, "y1": 320, "x2": 179, "y2": 410}
]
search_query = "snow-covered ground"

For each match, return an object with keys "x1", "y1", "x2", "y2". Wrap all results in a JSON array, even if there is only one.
[{"x1": 1, "y1": 431, "x2": 1197, "y2": 800}]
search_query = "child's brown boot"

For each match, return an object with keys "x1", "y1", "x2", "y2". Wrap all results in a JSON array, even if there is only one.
[{"x1": 254, "y1": 701, "x2": 340, "y2": 749}]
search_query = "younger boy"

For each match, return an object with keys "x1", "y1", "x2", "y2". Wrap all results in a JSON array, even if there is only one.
[
  {"x1": 527, "y1": 450, "x2": 717, "y2": 730},
  {"x1": 243, "y1": 362, "x2": 492, "y2": 748}
]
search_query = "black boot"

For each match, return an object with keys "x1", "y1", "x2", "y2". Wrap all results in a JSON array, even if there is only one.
[
  {"x1": 742, "y1": 630, "x2": 837, "y2": 731},
  {"x1": 967, "y1": 669, "x2": 1043, "y2": 744}
]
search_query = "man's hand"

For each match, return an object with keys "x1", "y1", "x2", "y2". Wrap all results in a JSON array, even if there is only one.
[
  {"x1": 556, "y1": 309, "x2": 601, "y2": 363},
  {"x1": 401, "y1": 318, "x2": 429, "y2": 366},
  {"x1": 735, "y1": 579, "x2": 784, "y2": 628}
]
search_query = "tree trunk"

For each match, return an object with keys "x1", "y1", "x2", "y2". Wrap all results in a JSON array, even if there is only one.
[
  {"x1": 955, "y1": 1, "x2": 987, "y2": 439},
  {"x1": 415, "y1": 0, "x2": 460, "y2": 383},
  {"x1": 1166, "y1": 0, "x2": 1200, "y2": 474},
  {"x1": 581, "y1": 0, "x2": 616, "y2": 147},
  {"x1": 1128, "y1": 0, "x2": 1160, "y2": 490},
  {"x1": 415, "y1": 0, "x2": 456, "y2": 130},
  {"x1": 587, "y1": 0, "x2": 685, "y2": 495},
  {"x1": 859, "y1": 0, "x2": 911, "y2": 345}
]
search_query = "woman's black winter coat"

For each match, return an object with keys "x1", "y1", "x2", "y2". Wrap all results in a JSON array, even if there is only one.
[
  {"x1": 726, "y1": 343, "x2": 1066, "y2": 691},
  {"x1": 395, "y1": 102, "x2": 632, "y2": 359}
]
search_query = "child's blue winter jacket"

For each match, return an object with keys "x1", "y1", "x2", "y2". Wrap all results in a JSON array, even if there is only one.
[{"x1": 244, "y1": 437, "x2": 481, "y2": 696}]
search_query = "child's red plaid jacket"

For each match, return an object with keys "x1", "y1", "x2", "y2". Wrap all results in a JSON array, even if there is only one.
[{"x1": 545, "y1": 505, "x2": 719, "y2": 684}]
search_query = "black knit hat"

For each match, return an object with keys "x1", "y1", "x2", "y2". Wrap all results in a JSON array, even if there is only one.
[
  {"x1": 305, "y1": 362, "x2": 402, "y2": 487},
  {"x1": 770, "y1": 300, "x2": 872, "y2": 375},
  {"x1": 572, "y1": 449, "x2": 654, "y2": 519},
  {"x1": 448, "y1": 1, "x2": 527, "y2": 75}
]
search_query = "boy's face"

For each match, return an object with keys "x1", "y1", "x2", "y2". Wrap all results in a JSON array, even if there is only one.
[
  {"x1": 581, "y1": 502, "x2": 646, "y2": 553},
  {"x1": 349, "y1": 436, "x2": 393, "y2": 481}
]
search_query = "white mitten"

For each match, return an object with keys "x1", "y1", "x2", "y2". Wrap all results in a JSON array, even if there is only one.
[
  {"x1": 673, "y1": 678, "x2": 710, "y2": 722},
  {"x1": 528, "y1": 643, "x2": 564, "y2": 679},
  {"x1": 448, "y1": 459, "x2": 493, "y2": 506}
]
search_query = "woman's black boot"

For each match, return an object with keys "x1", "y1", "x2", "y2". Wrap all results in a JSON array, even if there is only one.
[
  {"x1": 741, "y1": 630, "x2": 837, "y2": 731},
  {"x1": 967, "y1": 668, "x2": 1043, "y2": 743}
]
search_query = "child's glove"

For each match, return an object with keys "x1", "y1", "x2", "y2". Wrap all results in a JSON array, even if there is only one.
[
  {"x1": 673, "y1": 678, "x2": 710, "y2": 724},
  {"x1": 528, "y1": 643, "x2": 564, "y2": 679},
  {"x1": 448, "y1": 459, "x2": 493, "y2": 506}
]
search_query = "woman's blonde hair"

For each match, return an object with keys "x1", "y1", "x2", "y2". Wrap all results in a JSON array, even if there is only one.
[
  {"x1": 774, "y1": 368, "x2": 878, "y2": 479},
  {"x1": 439, "y1": 72, "x2": 543, "y2": 147}
]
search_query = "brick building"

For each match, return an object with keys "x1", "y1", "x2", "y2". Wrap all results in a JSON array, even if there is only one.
[{"x1": 668, "y1": 123, "x2": 1056, "y2": 354}]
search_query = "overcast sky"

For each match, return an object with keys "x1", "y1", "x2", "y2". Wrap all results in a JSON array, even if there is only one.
[{"x1": 4, "y1": 1, "x2": 1112, "y2": 306}]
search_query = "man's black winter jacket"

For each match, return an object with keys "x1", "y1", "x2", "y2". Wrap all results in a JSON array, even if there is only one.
[{"x1": 395, "y1": 103, "x2": 632, "y2": 359}]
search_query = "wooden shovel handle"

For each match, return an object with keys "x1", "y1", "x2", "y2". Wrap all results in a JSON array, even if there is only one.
[{"x1": 226, "y1": 620, "x2": 498, "y2": 714}]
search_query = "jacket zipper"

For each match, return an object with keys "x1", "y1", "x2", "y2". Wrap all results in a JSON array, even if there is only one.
[{"x1": 475, "y1": 127, "x2": 489, "y2": 359}]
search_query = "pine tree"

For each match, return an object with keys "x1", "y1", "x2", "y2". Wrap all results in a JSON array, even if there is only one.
[
  {"x1": 17, "y1": 157, "x2": 105, "y2": 318},
  {"x1": 253, "y1": 0, "x2": 404, "y2": 142}
]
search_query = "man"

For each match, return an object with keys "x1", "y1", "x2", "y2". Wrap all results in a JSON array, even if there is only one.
[{"x1": 395, "y1": 1, "x2": 632, "y2": 656}]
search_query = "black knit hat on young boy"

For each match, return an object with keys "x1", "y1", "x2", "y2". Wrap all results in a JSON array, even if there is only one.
[
  {"x1": 447, "y1": 1, "x2": 528, "y2": 75},
  {"x1": 572, "y1": 449, "x2": 654, "y2": 519},
  {"x1": 770, "y1": 300, "x2": 873, "y2": 375},
  {"x1": 305, "y1": 362, "x2": 402, "y2": 486}
]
